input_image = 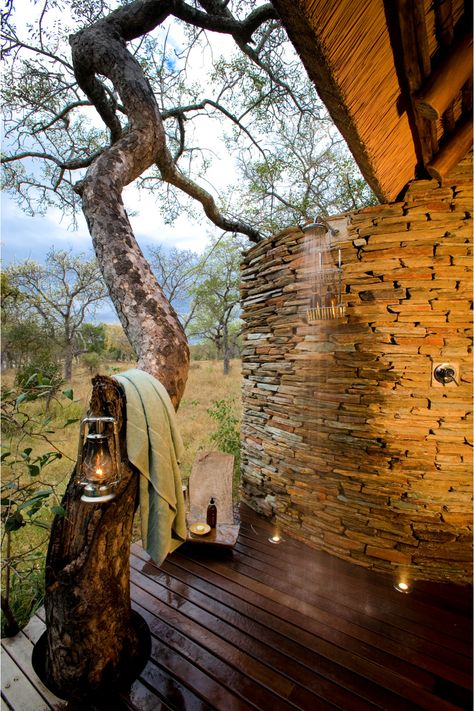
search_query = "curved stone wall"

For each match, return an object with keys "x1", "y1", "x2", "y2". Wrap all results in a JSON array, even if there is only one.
[{"x1": 240, "y1": 156, "x2": 473, "y2": 584}]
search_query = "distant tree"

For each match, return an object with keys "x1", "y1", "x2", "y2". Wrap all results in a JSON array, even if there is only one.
[
  {"x1": 232, "y1": 109, "x2": 377, "y2": 233},
  {"x1": 1, "y1": 273, "x2": 55, "y2": 370},
  {"x1": 6, "y1": 250, "x2": 108, "y2": 380},
  {"x1": 104, "y1": 324, "x2": 136, "y2": 362},
  {"x1": 189, "y1": 236, "x2": 242, "y2": 375},
  {"x1": 147, "y1": 244, "x2": 200, "y2": 329},
  {"x1": 76, "y1": 323, "x2": 106, "y2": 355}
]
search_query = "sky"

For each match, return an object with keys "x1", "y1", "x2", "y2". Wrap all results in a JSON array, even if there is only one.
[{"x1": 0, "y1": 192, "x2": 214, "y2": 323}]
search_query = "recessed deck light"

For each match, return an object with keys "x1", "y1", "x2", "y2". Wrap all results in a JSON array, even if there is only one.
[{"x1": 394, "y1": 581, "x2": 410, "y2": 593}]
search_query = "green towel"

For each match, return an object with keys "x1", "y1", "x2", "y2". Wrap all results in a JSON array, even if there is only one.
[{"x1": 114, "y1": 369, "x2": 187, "y2": 565}]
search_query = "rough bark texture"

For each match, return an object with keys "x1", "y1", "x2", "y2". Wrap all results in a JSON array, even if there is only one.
[
  {"x1": 71, "y1": 16, "x2": 190, "y2": 406},
  {"x1": 44, "y1": 376, "x2": 141, "y2": 699}
]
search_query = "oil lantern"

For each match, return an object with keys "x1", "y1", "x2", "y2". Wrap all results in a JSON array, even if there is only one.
[{"x1": 76, "y1": 416, "x2": 121, "y2": 503}]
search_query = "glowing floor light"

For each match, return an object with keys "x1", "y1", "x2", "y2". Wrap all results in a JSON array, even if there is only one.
[{"x1": 394, "y1": 580, "x2": 410, "y2": 594}]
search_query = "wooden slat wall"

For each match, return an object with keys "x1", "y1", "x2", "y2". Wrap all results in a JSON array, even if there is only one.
[{"x1": 2, "y1": 505, "x2": 472, "y2": 710}]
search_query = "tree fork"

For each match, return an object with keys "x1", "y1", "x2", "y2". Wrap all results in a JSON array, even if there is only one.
[{"x1": 38, "y1": 375, "x2": 148, "y2": 701}]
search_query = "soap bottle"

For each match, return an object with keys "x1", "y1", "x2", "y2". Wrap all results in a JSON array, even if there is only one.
[{"x1": 206, "y1": 497, "x2": 217, "y2": 528}]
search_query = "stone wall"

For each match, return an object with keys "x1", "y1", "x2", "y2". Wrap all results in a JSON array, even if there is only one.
[{"x1": 240, "y1": 155, "x2": 473, "y2": 584}]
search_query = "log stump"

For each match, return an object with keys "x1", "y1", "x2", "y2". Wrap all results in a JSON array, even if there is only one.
[{"x1": 34, "y1": 375, "x2": 150, "y2": 702}]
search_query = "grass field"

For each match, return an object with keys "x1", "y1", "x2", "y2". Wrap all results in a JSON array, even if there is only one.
[{"x1": 1, "y1": 358, "x2": 242, "y2": 633}]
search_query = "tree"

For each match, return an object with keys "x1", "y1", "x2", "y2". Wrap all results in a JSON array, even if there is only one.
[
  {"x1": 1, "y1": 273, "x2": 59, "y2": 370},
  {"x1": 0, "y1": 0, "x2": 374, "y2": 696},
  {"x1": 189, "y1": 235, "x2": 242, "y2": 374},
  {"x1": 147, "y1": 244, "x2": 200, "y2": 329},
  {"x1": 104, "y1": 324, "x2": 136, "y2": 362},
  {"x1": 1, "y1": 0, "x2": 373, "y2": 395},
  {"x1": 232, "y1": 110, "x2": 377, "y2": 233},
  {"x1": 77, "y1": 322, "x2": 107, "y2": 355},
  {"x1": 6, "y1": 250, "x2": 108, "y2": 380}
]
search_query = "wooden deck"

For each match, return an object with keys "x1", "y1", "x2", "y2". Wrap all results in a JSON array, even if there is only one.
[{"x1": 2, "y1": 504, "x2": 472, "y2": 710}]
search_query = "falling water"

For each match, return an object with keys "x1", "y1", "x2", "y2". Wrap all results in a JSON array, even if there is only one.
[
  {"x1": 302, "y1": 221, "x2": 344, "y2": 323},
  {"x1": 300, "y1": 220, "x2": 345, "y2": 490}
]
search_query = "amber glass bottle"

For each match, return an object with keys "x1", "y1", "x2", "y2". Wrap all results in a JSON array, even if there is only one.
[{"x1": 206, "y1": 497, "x2": 217, "y2": 528}]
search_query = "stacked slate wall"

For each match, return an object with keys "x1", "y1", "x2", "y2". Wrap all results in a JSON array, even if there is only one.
[{"x1": 240, "y1": 154, "x2": 473, "y2": 584}]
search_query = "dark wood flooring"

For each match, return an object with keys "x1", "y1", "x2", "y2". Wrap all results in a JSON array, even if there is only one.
[{"x1": 2, "y1": 504, "x2": 472, "y2": 710}]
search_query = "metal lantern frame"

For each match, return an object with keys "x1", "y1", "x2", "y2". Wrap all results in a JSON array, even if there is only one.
[{"x1": 76, "y1": 415, "x2": 121, "y2": 503}]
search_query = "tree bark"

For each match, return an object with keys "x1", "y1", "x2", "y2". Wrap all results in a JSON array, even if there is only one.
[
  {"x1": 43, "y1": 376, "x2": 144, "y2": 700},
  {"x1": 223, "y1": 321, "x2": 230, "y2": 375},
  {"x1": 63, "y1": 342, "x2": 74, "y2": 382},
  {"x1": 71, "y1": 17, "x2": 190, "y2": 407}
]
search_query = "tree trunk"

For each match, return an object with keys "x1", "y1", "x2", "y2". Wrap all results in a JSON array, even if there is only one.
[
  {"x1": 63, "y1": 342, "x2": 74, "y2": 381},
  {"x1": 40, "y1": 376, "x2": 145, "y2": 701},
  {"x1": 223, "y1": 321, "x2": 230, "y2": 375},
  {"x1": 71, "y1": 11, "x2": 190, "y2": 408}
]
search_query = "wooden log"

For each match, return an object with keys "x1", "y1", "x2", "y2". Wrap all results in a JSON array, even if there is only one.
[
  {"x1": 415, "y1": 32, "x2": 473, "y2": 120},
  {"x1": 427, "y1": 115, "x2": 473, "y2": 182},
  {"x1": 37, "y1": 375, "x2": 148, "y2": 702},
  {"x1": 390, "y1": 0, "x2": 438, "y2": 163}
]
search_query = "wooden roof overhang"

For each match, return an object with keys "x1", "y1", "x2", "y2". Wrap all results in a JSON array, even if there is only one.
[{"x1": 272, "y1": 0, "x2": 473, "y2": 202}]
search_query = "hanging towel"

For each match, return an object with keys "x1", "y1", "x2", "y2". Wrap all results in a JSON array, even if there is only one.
[{"x1": 114, "y1": 368, "x2": 187, "y2": 565}]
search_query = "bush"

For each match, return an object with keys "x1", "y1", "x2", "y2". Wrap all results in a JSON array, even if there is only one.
[
  {"x1": 16, "y1": 358, "x2": 63, "y2": 393},
  {"x1": 1, "y1": 379, "x2": 76, "y2": 636},
  {"x1": 81, "y1": 351, "x2": 102, "y2": 374},
  {"x1": 207, "y1": 398, "x2": 240, "y2": 475},
  {"x1": 14, "y1": 360, "x2": 64, "y2": 413}
]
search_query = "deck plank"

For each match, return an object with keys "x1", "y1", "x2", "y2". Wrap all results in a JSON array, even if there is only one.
[
  {"x1": 131, "y1": 563, "x2": 373, "y2": 710},
  {"x1": 1, "y1": 631, "x2": 64, "y2": 710},
  {"x1": 238, "y1": 513, "x2": 471, "y2": 644},
  {"x1": 2, "y1": 504, "x2": 472, "y2": 711},
  {"x1": 0, "y1": 648, "x2": 54, "y2": 711},
  {"x1": 154, "y1": 551, "x2": 468, "y2": 689}
]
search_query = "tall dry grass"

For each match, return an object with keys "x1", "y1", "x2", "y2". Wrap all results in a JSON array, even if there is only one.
[
  {"x1": 3, "y1": 357, "x2": 241, "y2": 530},
  {"x1": 1, "y1": 358, "x2": 242, "y2": 632}
]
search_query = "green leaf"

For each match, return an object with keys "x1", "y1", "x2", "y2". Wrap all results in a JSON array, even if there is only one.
[
  {"x1": 1, "y1": 497, "x2": 11, "y2": 505},
  {"x1": 62, "y1": 388, "x2": 74, "y2": 400},
  {"x1": 31, "y1": 520, "x2": 51, "y2": 530},
  {"x1": 25, "y1": 372, "x2": 39, "y2": 387},
  {"x1": 27, "y1": 464, "x2": 41, "y2": 477},
  {"x1": 15, "y1": 392, "x2": 28, "y2": 406},
  {"x1": 5, "y1": 511, "x2": 25, "y2": 531},
  {"x1": 51, "y1": 505, "x2": 66, "y2": 517},
  {"x1": 21, "y1": 448, "x2": 33, "y2": 460},
  {"x1": 18, "y1": 491, "x2": 51, "y2": 509}
]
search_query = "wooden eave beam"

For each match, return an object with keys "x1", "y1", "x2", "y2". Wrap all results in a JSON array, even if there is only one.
[
  {"x1": 426, "y1": 114, "x2": 473, "y2": 182},
  {"x1": 415, "y1": 31, "x2": 473, "y2": 120},
  {"x1": 384, "y1": 0, "x2": 438, "y2": 167}
]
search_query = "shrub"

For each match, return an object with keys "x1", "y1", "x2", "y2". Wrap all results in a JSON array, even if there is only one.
[
  {"x1": 1, "y1": 380, "x2": 76, "y2": 636},
  {"x1": 81, "y1": 351, "x2": 102, "y2": 374},
  {"x1": 207, "y1": 398, "x2": 240, "y2": 475}
]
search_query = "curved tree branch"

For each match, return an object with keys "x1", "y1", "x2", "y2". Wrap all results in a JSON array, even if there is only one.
[{"x1": 1, "y1": 150, "x2": 102, "y2": 170}]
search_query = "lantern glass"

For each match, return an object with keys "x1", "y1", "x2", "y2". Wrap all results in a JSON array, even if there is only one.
[{"x1": 77, "y1": 416, "x2": 120, "y2": 503}]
